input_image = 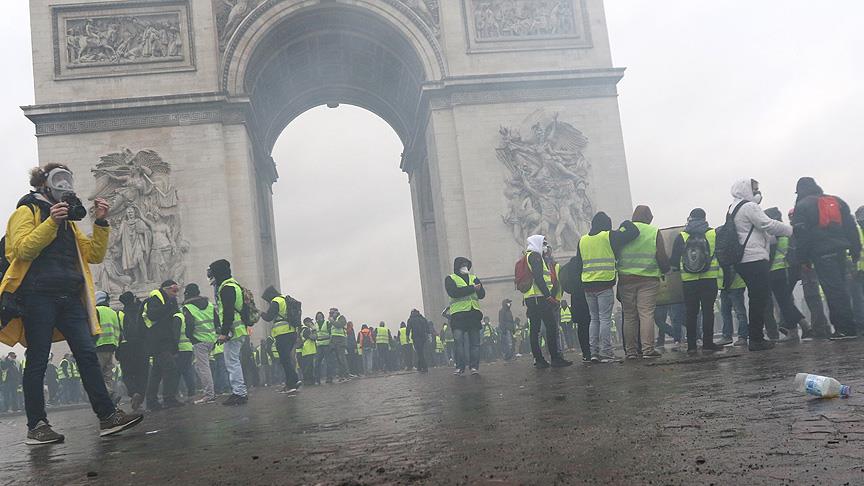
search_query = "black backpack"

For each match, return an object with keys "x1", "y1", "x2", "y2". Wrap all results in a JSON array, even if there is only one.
[
  {"x1": 716, "y1": 201, "x2": 755, "y2": 267},
  {"x1": 682, "y1": 232, "x2": 711, "y2": 273}
]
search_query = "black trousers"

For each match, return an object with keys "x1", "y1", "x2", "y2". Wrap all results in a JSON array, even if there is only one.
[
  {"x1": 413, "y1": 341, "x2": 427, "y2": 371},
  {"x1": 813, "y1": 252, "x2": 857, "y2": 335},
  {"x1": 736, "y1": 260, "x2": 772, "y2": 342},
  {"x1": 275, "y1": 333, "x2": 299, "y2": 387},
  {"x1": 570, "y1": 289, "x2": 592, "y2": 360},
  {"x1": 116, "y1": 342, "x2": 149, "y2": 398},
  {"x1": 525, "y1": 297, "x2": 562, "y2": 363},
  {"x1": 683, "y1": 279, "x2": 718, "y2": 350},
  {"x1": 770, "y1": 269, "x2": 804, "y2": 329},
  {"x1": 146, "y1": 348, "x2": 179, "y2": 405}
]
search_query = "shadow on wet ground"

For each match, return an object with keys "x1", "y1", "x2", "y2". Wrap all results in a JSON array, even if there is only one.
[{"x1": 1, "y1": 340, "x2": 863, "y2": 485}]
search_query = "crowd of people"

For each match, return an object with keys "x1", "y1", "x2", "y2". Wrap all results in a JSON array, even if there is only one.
[{"x1": 0, "y1": 163, "x2": 859, "y2": 447}]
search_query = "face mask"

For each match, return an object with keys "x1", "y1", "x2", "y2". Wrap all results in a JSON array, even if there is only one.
[
  {"x1": 459, "y1": 266, "x2": 469, "y2": 274},
  {"x1": 506, "y1": 303, "x2": 511, "y2": 308},
  {"x1": 753, "y1": 193, "x2": 763, "y2": 205}
]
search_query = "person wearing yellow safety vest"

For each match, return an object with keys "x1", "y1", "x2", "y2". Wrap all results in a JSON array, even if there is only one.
[
  {"x1": 143, "y1": 280, "x2": 184, "y2": 409},
  {"x1": 670, "y1": 209, "x2": 723, "y2": 355},
  {"x1": 327, "y1": 308, "x2": 351, "y2": 381},
  {"x1": 178, "y1": 284, "x2": 218, "y2": 403},
  {"x1": 209, "y1": 259, "x2": 249, "y2": 405},
  {"x1": 445, "y1": 256, "x2": 486, "y2": 375},
  {"x1": 373, "y1": 321, "x2": 391, "y2": 372},
  {"x1": 398, "y1": 322, "x2": 414, "y2": 371},
  {"x1": 312, "y1": 311, "x2": 335, "y2": 384},
  {"x1": 261, "y1": 286, "x2": 301, "y2": 393},
  {"x1": 94, "y1": 291, "x2": 121, "y2": 403},
  {"x1": 616, "y1": 206, "x2": 671, "y2": 360},
  {"x1": 172, "y1": 309, "x2": 198, "y2": 403},
  {"x1": 718, "y1": 266, "x2": 749, "y2": 347},
  {"x1": 522, "y1": 237, "x2": 572, "y2": 368},
  {"x1": 406, "y1": 310, "x2": 429, "y2": 372},
  {"x1": 573, "y1": 213, "x2": 640, "y2": 363},
  {"x1": 765, "y1": 207, "x2": 812, "y2": 341},
  {"x1": 298, "y1": 318, "x2": 318, "y2": 384},
  {"x1": 0, "y1": 164, "x2": 143, "y2": 444}
]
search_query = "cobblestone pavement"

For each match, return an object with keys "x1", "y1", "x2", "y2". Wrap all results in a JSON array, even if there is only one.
[{"x1": 1, "y1": 340, "x2": 863, "y2": 485}]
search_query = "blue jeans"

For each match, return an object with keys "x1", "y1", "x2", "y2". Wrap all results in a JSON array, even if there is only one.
[
  {"x1": 223, "y1": 338, "x2": 247, "y2": 397},
  {"x1": 586, "y1": 288, "x2": 614, "y2": 358},
  {"x1": 720, "y1": 288, "x2": 749, "y2": 339},
  {"x1": 21, "y1": 294, "x2": 115, "y2": 429},
  {"x1": 452, "y1": 328, "x2": 480, "y2": 371}
]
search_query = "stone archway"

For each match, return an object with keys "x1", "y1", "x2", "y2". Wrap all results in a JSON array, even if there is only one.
[{"x1": 25, "y1": 0, "x2": 632, "y2": 333}]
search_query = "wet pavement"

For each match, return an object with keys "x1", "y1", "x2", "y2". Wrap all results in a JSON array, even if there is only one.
[{"x1": 2, "y1": 340, "x2": 864, "y2": 485}]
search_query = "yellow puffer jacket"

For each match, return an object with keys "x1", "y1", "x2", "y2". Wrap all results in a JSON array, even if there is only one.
[{"x1": 0, "y1": 203, "x2": 108, "y2": 346}]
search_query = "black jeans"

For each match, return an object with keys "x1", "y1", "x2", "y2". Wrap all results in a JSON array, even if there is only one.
[
  {"x1": 736, "y1": 260, "x2": 772, "y2": 342},
  {"x1": 570, "y1": 289, "x2": 592, "y2": 360},
  {"x1": 413, "y1": 341, "x2": 427, "y2": 371},
  {"x1": 770, "y1": 269, "x2": 804, "y2": 329},
  {"x1": 146, "y1": 348, "x2": 179, "y2": 405},
  {"x1": 683, "y1": 279, "x2": 718, "y2": 350},
  {"x1": 525, "y1": 297, "x2": 562, "y2": 363},
  {"x1": 20, "y1": 293, "x2": 115, "y2": 429},
  {"x1": 116, "y1": 342, "x2": 149, "y2": 398},
  {"x1": 275, "y1": 333, "x2": 299, "y2": 387},
  {"x1": 813, "y1": 252, "x2": 857, "y2": 335}
]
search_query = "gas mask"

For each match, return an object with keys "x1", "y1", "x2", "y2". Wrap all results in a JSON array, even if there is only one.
[{"x1": 46, "y1": 168, "x2": 87, "y2": 221}]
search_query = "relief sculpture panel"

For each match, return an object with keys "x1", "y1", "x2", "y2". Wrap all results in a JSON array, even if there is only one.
[
  {"x1": 53, "y1": 1, "x2": 195, "y2": 79},
  {"x1": 90, "y1": 149, "x2": 191, "y2": 295},
  {"x1": 463, "y1": 0, "x2": 590, "y2": 52},
  {"x1": 498, "y1": 110, "x2": 594, "y2": 252}
]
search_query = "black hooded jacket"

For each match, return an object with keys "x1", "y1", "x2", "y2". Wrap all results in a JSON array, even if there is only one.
[
  {"x1": 571, "y1": 213, "x2": 639, "y2": 290},
  {"x1": 406, "y1": 309, "x2": 429, "y2": 346},
  {"x1": 144, "y1": 289, "x2": 180, "y2": 353},
  {"x1": 444, "y1": 257, "x2": 485, "y2": 330},
  {"x1": 792, "y1": 178, "x2": 861, "y2": 262}
]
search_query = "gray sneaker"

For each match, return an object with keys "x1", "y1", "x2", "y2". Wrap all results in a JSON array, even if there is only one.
[
  {"x1": 716, "y1": 336, "x2": 734, "y2": 346},
  {"x1": 26, "y1": 421, "x2": 65, "y2": 445},
  {"x1": 99, "y1": 409, "x2": 144, "y2": 437}
]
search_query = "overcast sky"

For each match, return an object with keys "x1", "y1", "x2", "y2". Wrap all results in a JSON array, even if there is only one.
[{"x1": 0, "y1": 1, "x2": 862, "y2": 350}]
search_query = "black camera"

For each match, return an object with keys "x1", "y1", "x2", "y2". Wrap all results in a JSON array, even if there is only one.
[{"x1": 62, "y1": 193, "x2": 87, "y2": 221}]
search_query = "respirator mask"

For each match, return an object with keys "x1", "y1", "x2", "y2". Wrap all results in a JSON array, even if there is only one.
[{"x1": 46, "y1": 168, "x2": 87, "y2": 221}]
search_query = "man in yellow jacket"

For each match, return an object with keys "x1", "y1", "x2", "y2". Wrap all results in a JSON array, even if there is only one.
[{"x1": 0, "y1": 164, "x2": 143, "y2": 445}]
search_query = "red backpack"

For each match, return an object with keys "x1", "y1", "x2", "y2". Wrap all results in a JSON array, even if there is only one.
[
  {"x1": 817, "y1": 196, "x2": 842, "y2": 229},
  {"x1": 514, "y1": 254, "x2": 533, "y2": 293}
]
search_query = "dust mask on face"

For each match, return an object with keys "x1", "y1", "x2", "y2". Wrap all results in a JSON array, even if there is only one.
[
  {"x1": 459, "y1": 266, "x2": 469, "y2": 274},
  {"x1": 753, "y1": 193, "x2": 763, "y2": 205}
]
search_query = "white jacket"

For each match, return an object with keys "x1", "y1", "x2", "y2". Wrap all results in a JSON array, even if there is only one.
[{"x1": 728, "y1": 179, "x2": 793, "y2": 263}]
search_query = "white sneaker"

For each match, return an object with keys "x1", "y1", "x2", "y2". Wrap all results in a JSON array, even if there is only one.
[
  {"x1": 454, "y1": 369, "x2": 465, "y2": 376},
  {"x1": 470, "y1": 368, "x2": 479, "y2": 375}
]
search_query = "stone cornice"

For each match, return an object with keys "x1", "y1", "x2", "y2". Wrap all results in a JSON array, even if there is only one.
[
  {"x1": 422, "y1": 68, "x2": 625, "y2": 109},
  {"x1": 22, "y1": 92, "x2": 249, "y2": 136}
]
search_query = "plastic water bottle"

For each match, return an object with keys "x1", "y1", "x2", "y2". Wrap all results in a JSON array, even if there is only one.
[{"x1": 794, "y1": 373, "x2": 850, "y2": 398}]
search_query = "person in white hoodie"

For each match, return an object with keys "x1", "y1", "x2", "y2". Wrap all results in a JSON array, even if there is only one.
[{"x1": 728, "y1": 179, "x2": 793, "y2": 351}]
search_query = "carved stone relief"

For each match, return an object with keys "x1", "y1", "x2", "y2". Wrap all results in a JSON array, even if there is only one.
[
  {"x1": 53, "y1": 2, "x2": 195, "y2": 79},
  {"x1": 462, "y1": 0, "x2": 590, "y2": 52},
  {"x1": 497, "y1": 110, "x2": 594, "y2": 252},
  {"x1": 65, "y1": 14, "x2": 184, "y2": 67},
  {"x1": 214, "y1": 0, "x2": 262, "y2": 51},
  {"x1": 471, "y1": 0, "x2": 578, "y2": 40},
  {"x1": 404, "y1": 0, "x2": 440, "y2": 35},
  {"x1": 90, "y1": 149, "x2": 190, "y2": 295}
]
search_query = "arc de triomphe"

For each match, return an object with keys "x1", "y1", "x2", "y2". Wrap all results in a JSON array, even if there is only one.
[{"x1": 24, "y1": 0, "x2": 632, "y2": 327}]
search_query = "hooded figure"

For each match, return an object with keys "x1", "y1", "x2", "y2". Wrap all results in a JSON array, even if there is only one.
[
  {"x1": 444, "y1": 257, "x2": 485, "y2": 374},
  {"x1": 95, "y1": 291, "x2": 110, "y2": 307},
  {"x1": 632, "y1": 205, "x2": 654, "y2": 225},
  {"x1": 182, "y1": 283, "x2": 213, "y2": 343},
  {"x1": 728, "y1": 178, "x2": 793, "y2": 263},
  {"x1": 791, "y1": 177, "x2": 861, "y2": 264}
]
